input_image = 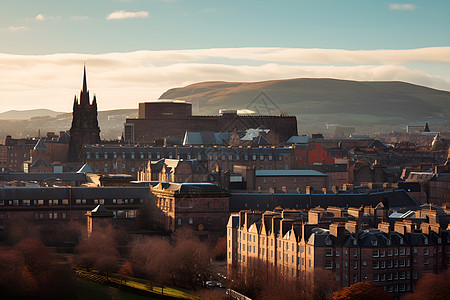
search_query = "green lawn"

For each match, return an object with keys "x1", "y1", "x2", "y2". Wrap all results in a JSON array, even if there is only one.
[
  {"x1": 75, "y1": 269, "x2": 199, "y2": 300},
  {"x1": 77, "y1": 279, "x2": 160, "y2": 300}
]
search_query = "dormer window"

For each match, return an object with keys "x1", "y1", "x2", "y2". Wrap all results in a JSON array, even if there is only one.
[
  {"x1": 371, "y1": 240, "x2": 378, "y2": 246},
  {"x1": 400, "y1": 238, "x2": 404, "y2": 245},
  {"x1": 325, "y1": 236, "x2": 332, "y2": 246},
  {"x1": 424, "y1": 237, "x2": 428, "y2": 245},
  {"x1": 353, "y1": 240, "x2": 357, "y2": 246}
]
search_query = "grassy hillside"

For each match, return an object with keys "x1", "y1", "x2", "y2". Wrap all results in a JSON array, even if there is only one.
[{"x1": 160, "y1": 78, "x2": 450, "y2": 134}]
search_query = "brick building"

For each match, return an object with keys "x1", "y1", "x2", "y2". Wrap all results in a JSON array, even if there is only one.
[
  {"x1": 232, "y1": 168, "x2": 329, "y2": 192},
  {"x1": 150, "y1": 182, "x2": 229, "y2": 241},
  {"x1": 0, "y1": 186, "x2": 151, "y2": 242},
  {"x1": 228, "y1": 208, "x2": 449, "y2": 298},
  {"x1": 83, "y1": 145, "x2": 295, "y2": 178},
  {"x1": 124, "y1": 101, "x2": 297, "y2": 145}
]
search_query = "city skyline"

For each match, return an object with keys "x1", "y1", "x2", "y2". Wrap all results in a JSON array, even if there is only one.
[{"x1": 0, "y1": 0, "x2": 449, "y2": 112}]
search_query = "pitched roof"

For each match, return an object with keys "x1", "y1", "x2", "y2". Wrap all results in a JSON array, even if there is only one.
[
  {"x1": 33, "y1": 139, "x2": 48, "y2": 151},
  {"x1": 252, "y1": 135, "x2": 271, "y2": 146},
  {"x1": 91, "y1": 204, "x2": 110, "y2": 213},
  {"x1": 29, "y1": 158, "x2": 51, "y2": 168},
  {"x1": 77, "y1": 163, "x2": 94, "y2": 173}
]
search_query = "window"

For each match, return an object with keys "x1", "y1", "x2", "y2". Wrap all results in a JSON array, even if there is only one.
[
  {"x1": 353, "y1": 261, "x2": 358, "y2": 269},
  {"x1": 189, "y1": 218, "x2": 193, "y2": 225},
  {"x1": 353, "y1": 274, "x2": 357, "y2": 283},
  {"x1": 326, "y1": 249, "x2": 333, "y2": 256},
  {"x1": 177, "y1": 218, "x2": 182, "y2": 226},
  {"x1": 325, "y1": 261, "x2": 333, "y2": 269},
  {"x1": 424, "y1": 248, "x2": 429, "y2": 255},
  {"x1": 336, "y1": 250, "x2": 340, "y2": 257},
  {"x1": 373, "y1": 261, "x2": 379, "y2": 269},
  {"x1": 424, "y1": 258, "x2": 429, "y2": 265},
  {"x1": 413, "y1": 248, "x2": 417, "y2": 254},
  {"x1": 388, "y1": 249, "x2": 393, "y2": 256},
  {"x1": 353, "y1": 249, "x2": 357, "y2": 257},
  {"x1": 380, "y1": 250, "x2": 385, "y2": 257},
  {"x1": 374, "y1": 274, "x2": 380, "y2": 282},
  {"x1": 373, "y1": 250, "x2": 379, "y2": 257},
  {"x1": 399, "y1": 248, "x2": 406, "y2": 256}
]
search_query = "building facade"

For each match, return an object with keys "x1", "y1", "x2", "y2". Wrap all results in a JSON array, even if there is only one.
[{"x1": 227, "y1": 208, "x2": 449, "y2": 298}]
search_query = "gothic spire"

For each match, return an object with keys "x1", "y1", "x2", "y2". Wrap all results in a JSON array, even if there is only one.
[{"x1": 82, "y1": 64, "x2": 88, "y2": 93}]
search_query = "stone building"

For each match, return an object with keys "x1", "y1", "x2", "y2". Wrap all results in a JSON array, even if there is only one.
[
  {"x1": 68, "y1": 66, "x2": 101, "y2": 162},
  {"x1": 227, "y1": 207, "x2": 449, "y2": 297},
  {"x1": 150, "y1": 182, "x2": 229, "y2": 241}
]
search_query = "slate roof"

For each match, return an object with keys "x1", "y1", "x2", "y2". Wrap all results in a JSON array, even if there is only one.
[
  {"x1": 0, "y1": 186, "x2": 151, "y2": 200},
  {"x1": 0, "y1": 172, "x2": 86, "y2": 182},
  {"x1": 152, "y1": 182, "x2": 229, "y2": 196},
  {"x1": 286, "y1": 136, "x2": 311, "y2": 144},
  {"x1": 33, "y1": 139, "x2": 48, "y2": 151},
  {"x1": 229, "y1": 189, "x2": 419, "y2": 212},
  {"x1": 77, "y1": 163, "x2": 94, "y2": 173},
  {"x1": 29, "y1": 158, "x2": 51, "y2": 168},
  {"x1": 254, "y1": 170, "x2": 328, "y2": 177},
  {"x1": 91, "y1": 204, "x2": 110, "y2": 213},
  {"x1": 57, "y1": 132, "x2": 70, "y2": 144},
  {"x1": 251, "y1": 135, "x2": 271, "y2": 146}
]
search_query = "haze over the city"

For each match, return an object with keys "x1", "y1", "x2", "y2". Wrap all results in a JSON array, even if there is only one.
[{"x1": 0, "y1": 0, "x2": 449, "y2": 113}]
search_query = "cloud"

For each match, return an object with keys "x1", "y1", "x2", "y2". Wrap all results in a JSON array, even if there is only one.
[
  {"x1": 106, "y1": 10, "x2": 149, "y2": 20},
  {"x1": 0, "y1": 47, "x2": 448, "y2": 113},
  {"x1": 389, "y1": 3, "x2": 416, "y2": 10},
  {"x1": 71, "y1": 16, "x2": 89, "y2": 21},
  {"x1": 34, "y1": 14, "x2": 61, "y2": 21},
  {"x1": 35, "y1": 14, "x2": 46, "y2": 21},
  {"x1": 7, "y1": 26, "x2": 29, "y2": 31}
]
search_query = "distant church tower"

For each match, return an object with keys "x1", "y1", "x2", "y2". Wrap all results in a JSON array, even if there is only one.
[{"x1": 68, "y1": 66, "x2": 101, "y2": 162}]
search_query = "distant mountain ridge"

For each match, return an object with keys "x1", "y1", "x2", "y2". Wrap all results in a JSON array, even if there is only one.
[
  {"x1": 0, "y1": 109, "x2": 137, "y2": 140},
  {"x1": 160, "y1": 78, "x2": 450, "y2": 134},
  {"x1": 0, "y1": 109, "x2": 65, "y2": 120}
]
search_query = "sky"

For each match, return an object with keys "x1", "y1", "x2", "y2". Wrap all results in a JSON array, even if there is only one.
[{"x1": 0, "y1": 0, "x2": 449, "y2": 113}]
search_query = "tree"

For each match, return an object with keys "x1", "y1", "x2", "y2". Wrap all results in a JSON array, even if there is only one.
[
  {"x1": 213, "y1": 236, "x2": 227, "y2": 261},
  {"x1": 118, "y1": 261, "x2": 134, "y2": 277},
  {"x1": 171, "y1": 237, "x2": 212, "y2": 288},
  {"x1": 404, "y1": 270, "x2": 450, "y2": 300},
  {"x1": 332, "y1": 281, "x2": 392, "y2": 300},
  {"x1": 0, "y1": 239, "x2": 76, "y2": 300},
  {"x1": 129, "y1": 237, "x2": 172, "y2": 284},
  {"x1": 75, "y1": 226, "x2": 120, "y2": 275}
]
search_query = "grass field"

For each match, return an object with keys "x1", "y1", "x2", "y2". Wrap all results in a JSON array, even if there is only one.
[{"x1": 77, "y1": 279, "x2": 160, "y2": 300}]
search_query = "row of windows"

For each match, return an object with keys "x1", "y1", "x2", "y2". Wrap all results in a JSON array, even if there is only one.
[
  {"x1": 32, "y1": 210, "x2": 136, "y2": 220},
  {"x1": 87, "y1": 151, "x2": 287, "y2": 161},
  {"x1": 0, "y1": 198, "x2": 142, "y2": 206}
]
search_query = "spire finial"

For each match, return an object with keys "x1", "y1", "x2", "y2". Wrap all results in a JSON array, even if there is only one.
[{"x1": 82, "y1": 64, "x2": 88, "y2": 92}]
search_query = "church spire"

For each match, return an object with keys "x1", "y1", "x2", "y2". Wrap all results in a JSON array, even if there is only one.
[{"x1": 82, "y1": 64, "x2": 88, "y2": 93}]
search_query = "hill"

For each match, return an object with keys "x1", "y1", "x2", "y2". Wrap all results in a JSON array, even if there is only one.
[
  {"x1": 0, "y1": 109, "x2": 137, "y2": 141},
  {"x1": 0, "y1": 109, "x2": 65, "y2": 120},
  {"x1": 160, "y1": 78, "x2": 450, "y2": 134}
]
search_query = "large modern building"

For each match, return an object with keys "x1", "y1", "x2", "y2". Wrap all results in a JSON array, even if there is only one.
[{"x1": 124, "y1": 101, "x2": 298, "y2": 145}]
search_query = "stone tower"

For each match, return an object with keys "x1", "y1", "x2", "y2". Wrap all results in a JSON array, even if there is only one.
[{"x1": 68, "y1": 66, "x2": 101, "y2": 162}]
